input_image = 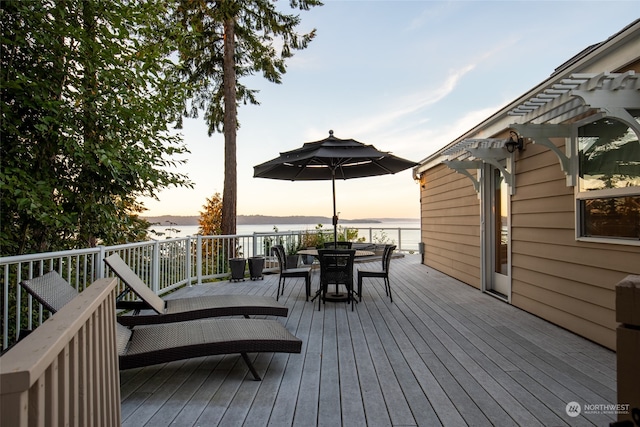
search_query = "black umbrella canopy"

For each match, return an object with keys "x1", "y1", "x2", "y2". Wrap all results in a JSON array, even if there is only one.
[
  {"x1": 254, "y1": 130, "x2": 418, "y2": 243},
  {"x1": 254, "y1": 130, "x2": 418, "y2": 180}
]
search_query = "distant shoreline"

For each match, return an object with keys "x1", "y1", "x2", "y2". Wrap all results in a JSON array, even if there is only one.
[{"x1": 143, "y1": 215, "x2": 419, "y2": 226}]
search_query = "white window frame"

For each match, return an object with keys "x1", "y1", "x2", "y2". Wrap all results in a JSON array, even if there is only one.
[{"x1": 574, "y1": 114, "x2": 640, "y2": 246}]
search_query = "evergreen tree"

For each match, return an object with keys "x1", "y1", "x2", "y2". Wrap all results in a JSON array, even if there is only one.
[
  {"x1": 173, "y1": 0, "x2": 321, "y2": 236},
  {"x1": 199, "y1": 192, "x2": 223, "y2": 235}
]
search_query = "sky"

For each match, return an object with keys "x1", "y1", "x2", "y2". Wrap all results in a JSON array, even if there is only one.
[{"x1": 138, "y1": 1, "x2": 637, "y2": 220}]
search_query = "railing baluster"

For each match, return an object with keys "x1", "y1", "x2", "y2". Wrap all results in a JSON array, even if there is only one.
[{"x1": 3, "y1": 267, "x2": 9, "y2": 349}]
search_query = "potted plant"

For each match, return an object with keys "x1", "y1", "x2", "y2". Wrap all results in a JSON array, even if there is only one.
[
  {"x1": 300, "y1": 228, "x2": 324, "y2": 265},
  {"x1": 285, "y1": 240, "x2": 302, "y2": 269},
  {"x1": 372, "y1": 230, "x2": 395, "y2": 256},
  {"x1": 248, "y1": 256, "x2": 265, "y2": 280},
  {"x1": 229, "y1": 257, "x2": 246, "y2": 282}
]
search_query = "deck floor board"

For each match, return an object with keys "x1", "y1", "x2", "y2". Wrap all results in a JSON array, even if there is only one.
[{"x1": 120, "y1": 255, "x2": 616, "y2": 426}]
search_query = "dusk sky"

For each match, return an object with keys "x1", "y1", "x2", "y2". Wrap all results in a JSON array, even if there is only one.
[{"x1": 138, "y1": 1, "x2": 637, "y2": 220}]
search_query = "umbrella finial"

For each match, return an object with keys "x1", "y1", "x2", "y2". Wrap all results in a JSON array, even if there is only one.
[{"x1": 329, "y1": 130, "x2": 334, "y2": 137}]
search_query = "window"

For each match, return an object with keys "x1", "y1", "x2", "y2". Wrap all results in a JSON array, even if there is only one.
[{"x1": 577, "y1": 112, "x2": 640, "y2": 242}]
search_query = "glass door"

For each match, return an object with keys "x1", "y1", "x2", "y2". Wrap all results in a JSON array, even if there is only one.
[{"x1": 483, "y1": 164, "x2": 511, "y2": 299}]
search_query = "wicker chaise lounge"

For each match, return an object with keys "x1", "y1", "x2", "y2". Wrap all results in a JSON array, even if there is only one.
[
  {"x1": 19, "y1": 273, "x2": 301, "y2": 381},
  {"x1": 103, "y1": 253, "x2": 288, "y2": 326},
  {"x1": 116, "y1": 318, "x2": 301, "y2": 380}
]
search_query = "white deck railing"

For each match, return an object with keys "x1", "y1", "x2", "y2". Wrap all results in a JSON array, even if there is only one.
[
  {"x1": 1, "y1": 228, "x2": 419, "y2": 351},
  {"x1": 0, "y1": 277, "x2": 121, "y2": 427}
]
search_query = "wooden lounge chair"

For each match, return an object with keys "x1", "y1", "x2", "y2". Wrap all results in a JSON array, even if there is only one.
[
  {"x1": 104, "y1": 253, "x2": 288, "y2": 326},
  {"x1": 116, "y1": 318, "x2": 302, "y2": 380}
]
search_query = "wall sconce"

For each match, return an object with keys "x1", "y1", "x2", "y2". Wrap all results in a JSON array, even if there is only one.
[{"x1": 505, "y1": 131, "x2": 524, "y2": 153}]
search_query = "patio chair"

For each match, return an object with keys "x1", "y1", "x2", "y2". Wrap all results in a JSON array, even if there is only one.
[
  {"x1": 357, "y1": 244, "x2": 396, "y2": 303},
  {"x1": 271, "y1": 245, "x2": 312, "y2": 301},
  {"x1": 316, "y1": 248, "x2": 356, "y2": 311},
  {"x1": 323, "y1": 241, "x2": 353, "y2": 249},
  {"x1": 103, "y1": 254, "x2": 288, "y2": 326},
  {"x1": 116, "y1": 318, "x2": 302, "y2": 380}
]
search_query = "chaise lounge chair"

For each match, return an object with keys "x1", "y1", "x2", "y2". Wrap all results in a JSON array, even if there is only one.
[
  {"x1": 19, "y1": 273, "x2": 301, "y2": 380},
  {"x1": 103, "y1": 253, "x2": 288, "y2": 326},
  {"x1": 116, "y1": 318, "x2": 301, "y2": 380}
]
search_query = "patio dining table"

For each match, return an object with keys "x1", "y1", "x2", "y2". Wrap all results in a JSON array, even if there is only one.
[
  {"x1": 297, "y1": 249, "x2": 375, "y2": 302},
  {"x1": 297, "y1": 249, "x2": 375, "y2": 258}
]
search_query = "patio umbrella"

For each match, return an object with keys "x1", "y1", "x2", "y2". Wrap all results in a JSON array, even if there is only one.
[{"x1": 253, "y1": 130, "x2": 419, "y2": 243}]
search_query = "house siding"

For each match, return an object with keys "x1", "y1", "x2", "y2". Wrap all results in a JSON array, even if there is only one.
[
  {"x1": 420, "y1": 164, "x2": 481, "y2": 288},
  {"x1": 511, "y1": 139, "x2": 640, "y2": 350}
]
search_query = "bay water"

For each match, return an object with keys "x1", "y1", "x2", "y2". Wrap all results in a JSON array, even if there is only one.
[{"x1": 149, "y1": 219, "x2": 421, "y2": 250}]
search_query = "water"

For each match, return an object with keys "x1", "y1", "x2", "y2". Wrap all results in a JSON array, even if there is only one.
[{"x1": 149, "y1": 220, "x2": 422, "y2": 250}]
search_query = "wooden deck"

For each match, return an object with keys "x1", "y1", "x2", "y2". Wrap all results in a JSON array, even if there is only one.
[{"x1": 119, "y1": 255, "x2": 617, "y2": 426}]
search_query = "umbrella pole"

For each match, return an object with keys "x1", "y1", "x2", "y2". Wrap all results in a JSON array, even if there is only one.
[{"x1": 332, "y1": 170, "x2": 338, "y2": 244}]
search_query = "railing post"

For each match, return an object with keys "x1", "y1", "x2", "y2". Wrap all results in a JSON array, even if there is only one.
[
  {"x1": 186, "y1": 237, "x2": 192, "y2": 287},
  {"x1": 97, "y1": 245, "x2": 106, "y2": 279},
  {"x1": 3, "y1": 267, "x2": 8, "y2": 349},
  {"x1": 397, "y1": 228, "x2": 402, "y2": 252},
  {"x1": 152, "y1": 240, "x2": 160, "y2": 294},
  {"x1": 252, "y1": 233, "x2": 257, "y2": 258},
  {"x1": 196, "y1": 235, "x2": 203, "y2": 285}
]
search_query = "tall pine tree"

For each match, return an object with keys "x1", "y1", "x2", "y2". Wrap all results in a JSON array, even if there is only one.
[{"x1": 173, "y1": 0, "x2": 321, "y2": 236}]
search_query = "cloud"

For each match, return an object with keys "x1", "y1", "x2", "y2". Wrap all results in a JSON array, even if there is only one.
[
  {"x1": 405, "y1": 2, "x2": 459, "y2": 33},
  {"x1": 343, "y1": 62, "x2": 477, "y2": 138}
]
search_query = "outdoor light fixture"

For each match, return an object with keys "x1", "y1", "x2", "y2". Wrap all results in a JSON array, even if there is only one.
[{"x1": 505, "y1": 130, "x2": 524, "y2": 153}]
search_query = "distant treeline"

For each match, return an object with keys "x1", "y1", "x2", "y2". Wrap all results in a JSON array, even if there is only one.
[{"x1": 142, "y1": 215, "x2": 390, "y2": 226}]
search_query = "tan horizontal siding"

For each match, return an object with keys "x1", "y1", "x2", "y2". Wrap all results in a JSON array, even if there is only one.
[
  {"x1": 513, "y1": 211, "x2": 575, "y2": 229},
  {"x1": 513, "y1": 266, "x2": 615, "y2": 308},
  {"x1": 512, "y1": 246, "x2": 632, "y2": 291},
  {"x1": 511, "y1": 138, "x2": 640, "y2": 350},
  {"x1": 420, "y1": 228, "x2": 480, "y2": 247},
  {"x1": 515, "y1": 239, "x2": 640, "y2": 274},
  {"x1": 420, "y1": 164, "x2": 481, "y2": 289},
  {"x1": 421, "y1": 212, "x2": 481, "y2": 226},
  {"x1": 516, "y1": 140, "x2": 563, "y2": 172},
  {"x1": 421, "y1": 198, "x2": 479, "y2": 212},
  {"x1": 515, "y1": 227, "x2": 640, "y2": 256},
  {"x1": 425, "y1": 252, "x2": 481, "y2": 289},
  {"x1": 513, "y1": 293, "x2": 616, "y2": 350},
  {"x1": 511, "y1": 195, "x2": 572, "y2": 215},
  {"x1": 514, "y1": 277, "x2": 614, "y2": 327},
  {"x1": 425, "y1": 239, "x2": 480, "y2": 263},
  {"x1": 516, "y1": 178, "x2": 574, "y2": 199}
]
